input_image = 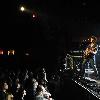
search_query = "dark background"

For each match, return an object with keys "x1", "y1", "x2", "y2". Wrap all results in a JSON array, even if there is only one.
[
  {"x1": 0, "y1": 0, "x2": 100, "y2": 71},
  {"x1": 0, "y1": 1, "x2": 100, "y2": 100}
]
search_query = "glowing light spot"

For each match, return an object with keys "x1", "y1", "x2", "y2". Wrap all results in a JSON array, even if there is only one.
[
  {"x1": 32, "y1": 14, "x2": 36, "y2": 18},
  {"x1": 20, "y1": 6, "x2": 25, "y2": 12},
  {"x1": 0, "y1": 50, "x2": 3, "y2": 55},
  {"x1": 25, "y1": 53, "x2": 29, "y2": 56},
  {"x1": 8, "y1": 50, "x2": 15, "y2": 55}
]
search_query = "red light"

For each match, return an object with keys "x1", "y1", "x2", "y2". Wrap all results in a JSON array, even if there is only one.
[
  {"x1": 32, "y1": 14, "x2": 36, "y2": 18},
  {"x1": 0, "y1": 49, "x2": 3, "y2": 55}
]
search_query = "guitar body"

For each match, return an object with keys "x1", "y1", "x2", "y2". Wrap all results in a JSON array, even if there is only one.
[
  {"x1": 8, "y1": 94, "x2": 14, "y2": 100},
  {"x1": 83, "y1": 43, "x2": 97, "y2": 59}
]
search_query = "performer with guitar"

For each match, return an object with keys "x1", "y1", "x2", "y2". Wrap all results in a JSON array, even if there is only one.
[{"x1": 80, "y1": 35, "x2": 99, "y2": 79}]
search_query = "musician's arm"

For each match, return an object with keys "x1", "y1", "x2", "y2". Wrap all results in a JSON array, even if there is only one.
[{"x1": 93, "y1": 46, "x2": 98, "y2": 54}]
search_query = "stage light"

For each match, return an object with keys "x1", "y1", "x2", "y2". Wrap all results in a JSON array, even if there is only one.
[
  {"x1": 20, "y1": 6, "x2": 25, "y2": 12},
  {"x1": 0, "y1": 50, "x2": 3, "y2": 55},
  {"x1": 8, "y1": 50, "x2": 15, "y2": 55},
  {"x1": 25, "y1": 53, "x2": 29, "y2": 56},
  {"x1": 32, "y1": 14, "x2": 36, "y2": 18}
]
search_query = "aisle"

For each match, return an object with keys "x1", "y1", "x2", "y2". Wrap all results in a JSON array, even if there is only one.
[{"x1": 55, "y1": 74, "x2": 99, "y2": 100}]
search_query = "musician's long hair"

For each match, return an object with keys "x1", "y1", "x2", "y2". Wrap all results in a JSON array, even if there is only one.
[{"x1": 88, "y1": 35, "x2": 97, "y2": 43}]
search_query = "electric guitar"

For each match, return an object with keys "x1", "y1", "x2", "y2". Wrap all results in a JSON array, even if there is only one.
[{"x1": 83, "y1": 45, "x2": 97, "y2": 58}]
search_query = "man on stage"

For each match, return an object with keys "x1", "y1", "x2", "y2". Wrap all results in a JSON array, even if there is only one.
[{"x1": 80, "y1": 35, "x2": 99, "y2": 79}]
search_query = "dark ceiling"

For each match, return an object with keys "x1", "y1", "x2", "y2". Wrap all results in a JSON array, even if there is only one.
[
  {"x1": 0, "y1": 0, "x2": 100, "y2": 69},
  {"x1": 1, "y1": 0, "x2": 100, "y2": 47}
]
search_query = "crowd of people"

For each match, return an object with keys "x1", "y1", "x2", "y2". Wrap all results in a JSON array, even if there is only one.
[{"x1": 0, "y1": 66, "x2": 59, "y2": 100}]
